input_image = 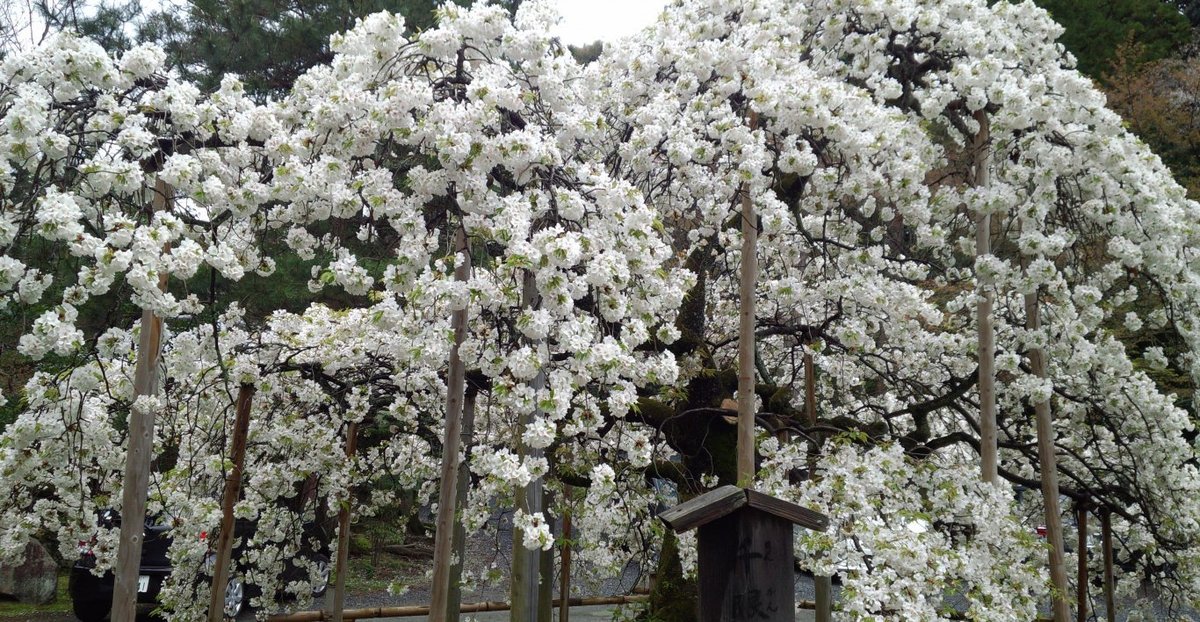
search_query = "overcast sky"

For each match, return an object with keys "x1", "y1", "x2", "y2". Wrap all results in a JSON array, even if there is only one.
[
  {"x1": 4, "y1": 0, "x2": 670, "y2": 52},
  {"x1": 551, "y1": 0, "x2": 669, "y2": 44}
]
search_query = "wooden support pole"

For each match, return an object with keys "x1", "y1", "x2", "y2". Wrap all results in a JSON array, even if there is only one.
[
  {"x1": 1102, "y1": 510, "x2": 1116, "y2": 622},
  {"x1": 737, "y1": 111, "x2": 760, "y2": 486},
  {"x1": 431, "y1": 228, "x2": 472, "y2": 622},
  {"x1": 804, "y1": 353, "x2": 818, "y2": 476},
  {"x1": 513, "y1": 271, "x2": 548, "y2": 622},
  {"x1": 446, "y1": 391, "x2": 476, "y2": 622},
  {"x1": 207, "y1": 384, "x2": 256, "y2": 622},
  {"x1": 973, "y1": 109, "x2": 998, "y2": 485},
  {"x1": 111, "y1": 178, "x2": 171, "y2": 622},
  {"x1": 1025, "y1": 290, "x2": 1070, "y2": 622},
  {"x1": 559, "y1": 487, "x2": 572, "y2": 622},
  {"x1": 805, "y1": 353, "x2": 832, "y2": 622},
  {"x1": 331, "y1": 422, "x2": 360, "y2": 622},
  {"x1": 814, "y1": 576, "x2": 832, "y2": 622},
  {"x1": 512, "y1": 390, "x2": 548, "y2": 622},
  {"x1": 1077, "y1": 506, "x2": 1088, "y2": 622},
  {"x1": 512, "y1": 487, "x2": 531, "y2": 614},
  {"x1": 538, "y1": 495, "x2": 554, "y2": 621}
]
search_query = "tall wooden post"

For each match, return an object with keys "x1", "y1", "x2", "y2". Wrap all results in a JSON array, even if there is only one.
[
  {"x1": 431, "y1": 228, "x2": 472, "y2": 622},
  {"x1": 1101, "y1": 510, "x2": 1116, "y2": 622},
  {"x1": 1077, "y1": 506, "x2": 1088, "y2": 622},
  {"x1": 111, "y1": 178, "x2": 171, "y2": 622},
  {"x1": 511, "y1": 386, "x2": 548, "y2": 622},
  {"x1": 806, "y1": 353, "x2": 832, "y2": 622},
  {"x1": 804, "y1": 353, "x2": 818, "y2": 476},
  {"x1": 737, "y1": 111, "x2": 760, "y2": 486},
  {"x1": 208, "y1": 384, "x2": 256, "y2": 622},
  {"x1": 446, "y1": 391, "x2": 477, "y2": 622},
  {"x1": 330, "y1": 422, "x2": 359, "y2": 622},
  {"x1": 512, "y1": 272, "x2": 549, "y2": 622},
  {"x1": 538, "y1": 493, "x2": 555, "y2": 620},
  {"x1": 1025, "y1": 290, "x2": 1070, "y2": 622},
  {"x1": 973, "y1": 110, "x2": 998, "y2": 485},
  {"x1": 558, "y1": 487, "x2": 572, "y2": 622}
]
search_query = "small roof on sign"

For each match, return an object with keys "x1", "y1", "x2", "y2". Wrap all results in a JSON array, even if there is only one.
[{"x1": 658, "y1": 485, "x2": 829, "y2": 533}]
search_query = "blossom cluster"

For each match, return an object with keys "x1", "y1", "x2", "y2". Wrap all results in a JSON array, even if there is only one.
[{"x1": 3, "y1": 0, "x2": 1200, "y2": 619}]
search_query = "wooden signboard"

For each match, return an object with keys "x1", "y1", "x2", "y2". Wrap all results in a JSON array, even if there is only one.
[{"x1": 660, "y1": 487, "x2": 828, "y2": 622}]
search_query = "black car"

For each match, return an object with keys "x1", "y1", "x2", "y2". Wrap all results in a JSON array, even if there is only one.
[{"x1": 69, "y1": 510, "x2": 330, "y2": 621}]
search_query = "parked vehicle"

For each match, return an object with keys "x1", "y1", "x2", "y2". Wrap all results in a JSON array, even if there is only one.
[
  {"x1": 69, "y1": 510, "x2": 330, "y2": 622},
  {"x1": 1034, "y1": 521, "x2": 1100, "y2": 553}
]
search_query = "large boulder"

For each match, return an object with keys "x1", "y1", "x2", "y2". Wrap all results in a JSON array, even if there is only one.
[{"x1": 0, "y1": 539, "x2": 58, "y2": 604}]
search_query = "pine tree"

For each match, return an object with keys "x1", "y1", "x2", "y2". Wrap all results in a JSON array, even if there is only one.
[
  {"x1": 137, "y1": 0, "x2": 466, "y2": 98},
  {"x1": 1033, "y1": 0, "x2": 1190, "y2": 79}
]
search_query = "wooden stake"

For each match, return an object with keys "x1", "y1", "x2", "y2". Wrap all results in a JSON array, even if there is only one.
[
  {"x1": 111, "y1": 178, "x2": 171, "y2": 622},
  {"x1": 512, "y1": 271, "x2": 548, "y2": 622},
  {"x1": 737, "y1": 110, "x2": 760, "y2": 486},
  {"x1": 814, "y1": 575, "x2": 832, "y2": 622},
  {"x1": 1077, "y1": 505, "x2": 1088, "y2": 622},
  {"x1": 331, "y1": 422, "x2": 360, "y2": 622},
  {"x1": 1025, "y1": 290, "x2": 1070, "y2": 622},
  {"x1": 538, "y1": 495, "x2": 554, "y2": 621},
  {"x1": 1102, "y1": 510, "x2": 1115, "y2": 622},
  {"x1": 446, "y1": 391, "x2": 477, "y2": 622},
  {"x1": 973, "y1": 110, "x2": 998, "y2": 485},
  {"x1": 431, "y1": 228, "x2": 472, "y2": 622},
  {"x1": 805, "y1": 352, "x2": 818, "y2": 475},
  {"x1": 805, "y1": 352, "x2": 832, "y2": 622},
  {"x1": 559, "y1": 487, "x2": 572, "y2": 622},
  {"x1": 207, "y1": 384, "x2": 256, "y2": 622}
]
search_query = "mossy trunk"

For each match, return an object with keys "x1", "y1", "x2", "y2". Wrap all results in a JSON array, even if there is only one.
[{"x1": 646, "y1": 530, "x2": 697, "y2": 622}]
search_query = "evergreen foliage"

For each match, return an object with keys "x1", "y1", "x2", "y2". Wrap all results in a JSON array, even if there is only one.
[
  {"x1": 1032, "y1": 0, "x2": 1190, "y2": 78},
  {"x1": 137, "y1": 0, "x2": 468, "y2": 98},
  {"x1": 1168, "y1": 0, "x2": 1200, "y2": 26}
]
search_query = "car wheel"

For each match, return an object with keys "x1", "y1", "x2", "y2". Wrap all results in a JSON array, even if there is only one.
[
  {"x1": 223, "y1": 575, "x2": 245, "y2": 619},
  {"x1": 310, "y1": 554, "x2": 331, "y2": 597}
]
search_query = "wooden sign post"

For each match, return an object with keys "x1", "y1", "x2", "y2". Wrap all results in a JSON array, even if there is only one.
[{"x1": 660, "y1": 486, "x2": 828, "y2": 622}]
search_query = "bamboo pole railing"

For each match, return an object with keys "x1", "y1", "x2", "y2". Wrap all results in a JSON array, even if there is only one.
[{"x1": 267, "y1": 595, "x2": 651, "y2": 621}]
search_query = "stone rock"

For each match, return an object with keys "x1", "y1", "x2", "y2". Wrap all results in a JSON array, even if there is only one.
[{"x1": 0, "y1": 539, "x2": 58, "y2": 604}]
